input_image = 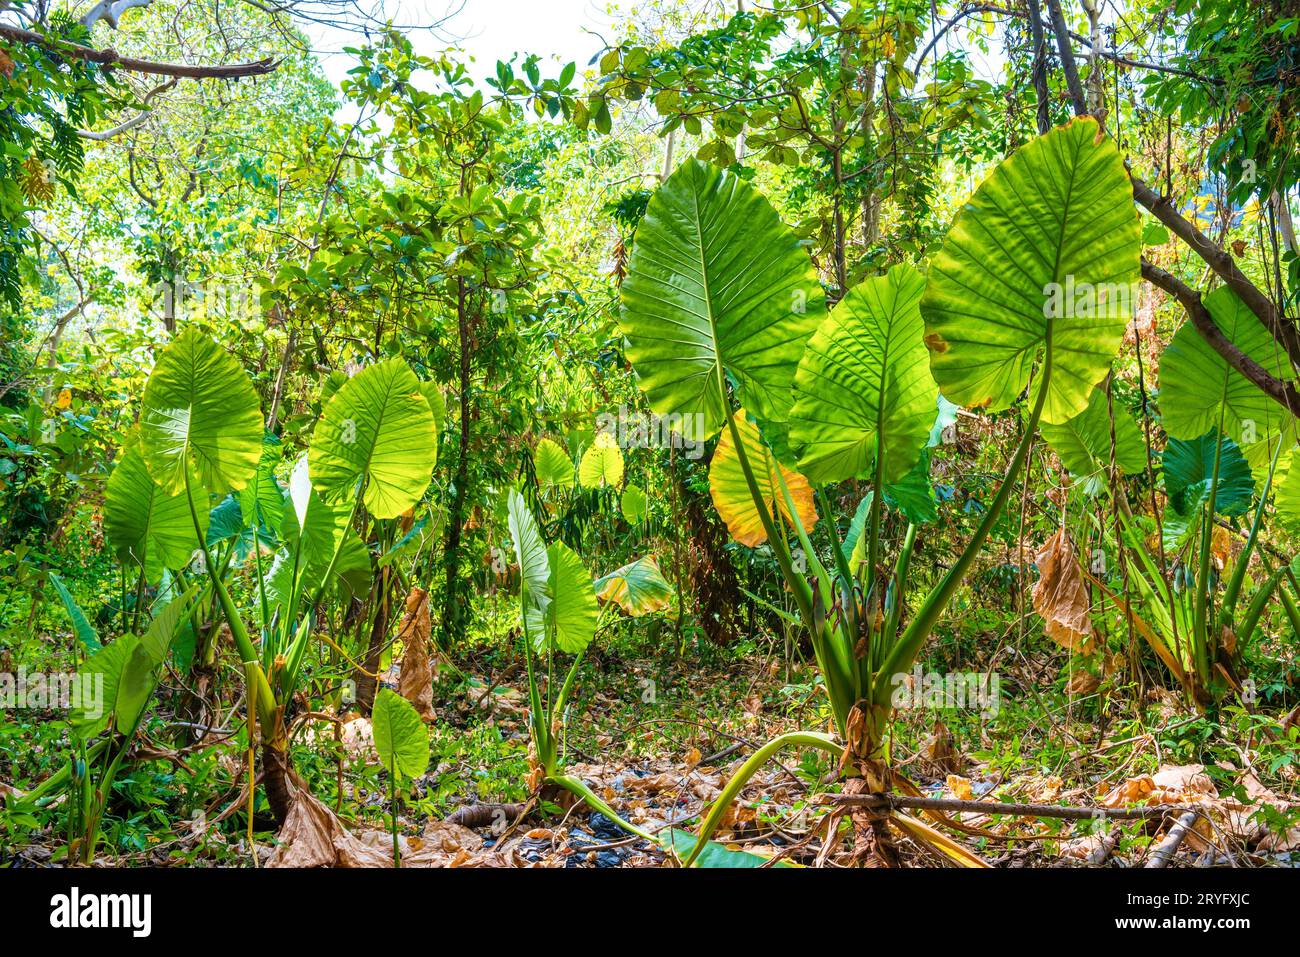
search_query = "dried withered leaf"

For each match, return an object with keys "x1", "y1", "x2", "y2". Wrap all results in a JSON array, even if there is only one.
[
  {"x1": 1065, "y1": 668, "x2": 1101, "y2": 695},
  {"x1": 268, "y1": 776, "x2": 490, "y2": 868},
  {"x1": 920, "y1": 719, "x2": 966, "y2": 775},
  {"x1": 1032, "y1": 529, "x2": 1096, "y2": 654},
  {"x1": 396, "y1": 587, "x2": 435, "y2": 722},
  {"x1": 946, "y1": 774, "x2": 974, "y2": 801}
]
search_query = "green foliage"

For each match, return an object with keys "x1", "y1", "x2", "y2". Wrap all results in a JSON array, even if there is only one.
[
  {"x1": 309, "y1": 358, "x2": 437, "y2": 520},
  {"x1": 1163, "y1": 431, "x2": 1255, "y2": 517},
  {"x1": 372, "y1": 689, "x2": 431, "y2": 780},
  {"x1": 619, "y1": 158, "x2": 824, "y2": 436},
  {"x1": 789, "y1": 264, "x2": 935, "y2": 484},
  {"x1": 1159, "y1": 287, "x2": 1296, "y2": 446},
  {"x1": 920, "y1": 118, "x2": 1141, "y2": 425},
  {"x1": 140, "y1": 327, "x2": 262, "y2": 496},
  {"x1": 1038, "y1": 386, "x2": 1147, "y2": 482}
]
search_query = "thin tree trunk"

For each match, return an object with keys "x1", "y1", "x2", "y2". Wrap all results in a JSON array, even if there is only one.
[
  {"x1": 440, "y1": 278, "x2": 474, "y2": 648},
  {"x1": 1025, "y1": 0, "x2": 1051, "y2": 134},
  {"x1": 354, "y1": 564, "x2": 392, "y2": 715}
]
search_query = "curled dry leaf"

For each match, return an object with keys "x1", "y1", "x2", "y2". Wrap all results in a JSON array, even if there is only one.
[
  {"x1": 1065, "y1": 668, "x2": 1101, "y2": 695},
  {"x1": 1032, "y1": 529, "x2": 1096, "y2": 655},
  {"x1": 920, "y1": 719, "x2": 966, "y2": 775},
  {"x1": 396, "y1": 586, "x2": 436, "y2": 722},
  {"x1": 946, "y1": 774, "x2": 974, "y2": 801},
  {"x1": 1099, "y1": 763, "x2": 1217, "y2": 808}
]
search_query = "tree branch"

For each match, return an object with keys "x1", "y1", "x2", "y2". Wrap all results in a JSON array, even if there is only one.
[
  {"x1": 76, "y1": 76, "x2": 176, "y2": 140},
  {"x1": 1132, "y1": 175, "x2": 1299, "y2": 367},
  {"x1": 1142, "y1": 258, "x2": 1300, "y2": 418},
  {"x1": 80, "y1": 0, "x2": 153, "y2": 30},
  {"x1": 1045, "y1": 0, "x2": 1087, "y2": 115},
  {"x1": 0, "y1": 24, "x2": 278, "y2": 79}
]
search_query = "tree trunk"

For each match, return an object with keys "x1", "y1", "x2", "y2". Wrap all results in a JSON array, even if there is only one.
[
  {"x1": 353, "y1": 564, "x2": 393, "y2": 715},
  {"x1": 674, "y1": 454, "x2": 745, "y2": 644},
  {"x1": 440, "y1": 278, "x2": 474, "y2": 649}
]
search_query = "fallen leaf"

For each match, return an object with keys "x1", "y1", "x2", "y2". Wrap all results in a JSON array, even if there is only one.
[
  {"x1": 946, "y1": 774, "x2": 973, "y2": 801},
  {"x1": 268, "y1": 777, "x2": 492, "y2": 867}
]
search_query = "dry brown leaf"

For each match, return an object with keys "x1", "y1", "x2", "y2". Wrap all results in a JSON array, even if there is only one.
[
  {"x1": 268, "y1": 777, "x2": 491, "y2": 867},
  {"x1": 1152, "y1": 763, "x2": 1216, "y2": 797},
  {"x1": 920, "y1": 720, "x2": 966, "y2": 775},
  {"x1": 683, "y1": 746, "x2": 702, "y2": 769},
  {"x1": 396, "y1": 586, "x2": 436, "y2": 722},
  {"x1": 1065, "y1": 668, "x2": 1101, "y2": 695},
  {"x1": 625, "y1": 772, "x2": 680, "y2": 795},
  {"x1": 1100, "y1": 763, "x2": 1217, "y2": 809},
  {"x1": 1032, "y1": 529, "x2": 1096, "y2": 654},
  {"x1": 1099, "y1": 774, "x2": 1155, "y2": 807},
  {"x1": 1029, "y1": 775, "x2": 1064, "y2": 801},
  {"x1": 1210, "y1": 524, "x2": 1237, "y2": 571}
]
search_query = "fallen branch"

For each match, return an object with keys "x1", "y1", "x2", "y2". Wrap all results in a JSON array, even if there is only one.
[
  {"x1": 445, "y1": 802, "x2": 529, "y2": 830},
  {"x1": 1144, "y1": 809, "x2": 1201, "y2": 868},
  {"x1": 0, "y1": 24, "x2": 278, "y2": 79},
  {"x1": 834, "y1": 792, "x2": 1189, "y2": 822}
]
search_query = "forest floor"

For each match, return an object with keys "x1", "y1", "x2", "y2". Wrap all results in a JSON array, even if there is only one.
[{"x1": 6, "y1": 628, "x2": 1298, "y2": 868}]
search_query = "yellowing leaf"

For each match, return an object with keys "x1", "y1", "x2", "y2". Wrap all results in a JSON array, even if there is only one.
[
  {"x1": 578, "y1": 432, "x2": 624, "y2": 488},
  {"x1": 709, "y1": 409, "x2": 817, "y2": 546},
  {"x1": 595, "y1": 555, "x2": 674, "y2": 616},
  {"x1": 946, "y1": 774, "x2": 973, "y2": 801},
  {"x1": 55, "y1": 388, "x2": 72, "y2": 410}
]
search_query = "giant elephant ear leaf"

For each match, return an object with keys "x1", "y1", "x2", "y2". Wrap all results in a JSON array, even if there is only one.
[
  {"x1": 1163, "y1": 432, "x2": 1255, "y2": 517},
  {"x1": 309, "y1": 358, "x2": 436, "y2": 520},
  {"x1": 116, "y1": 586, "x2": 200, "y2": 734},
  {"x1": 533, "y1": 437, "x2": 575, "y2": 490},
  {"x1": 506, "y1": 489, "x2": 549, "y2": 603},
  {"x1": 710, "y1": 409, "x2": 818, "y2": 546},
  {"x1": 104, "y1": 444, "x2": 209, "y2": 580},
  {"x1": 578, "y1": 432, "x2": 624, "y2": 489},
  {"x1": 372, "y1": 688, "x2": 430, "y2": 779},
  {"x1": 1273, "y1": 459, "x2": 1300, "y2": 531},
  {"x1": 596, "y1": 555, "x2": 674, "y2": 617},
  {"x1": 240, "y1": 434, "x2": 285, "y2": 536},
  {"x1": 921, "y1": 118, "x2": 1141, "y2": 424},
  {"x1": 619, "y1": 158, "x2": 825, "y2": 436},
  {"x1": 266, "y1": 456, "x2": 362, "y2": 610},
  {"x1": 1158, "y1": 287, "x2": 1296, "y2": 445},
  {"x1": 790, "y1": 264, "x2": 936, "y2": 485},
  {"x1": 140, "y1": 327, "x2": 263, "y2": 495},
  {"x1": 70, "y1": 636, "x2": 137, "y2": 740},
  {"x1": 539, "y1": 541, "x2": 599, "y2": 654},
  {"x1": 1038, "y1": 386, "x2": 1147, "y2": 481}
]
